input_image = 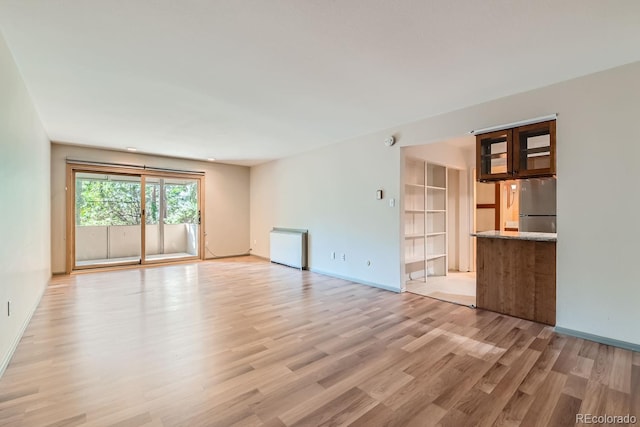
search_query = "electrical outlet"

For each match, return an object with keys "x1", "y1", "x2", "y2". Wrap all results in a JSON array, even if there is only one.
[{"x1": 341, "y1": 253, "x2": 346, "y2": 261}]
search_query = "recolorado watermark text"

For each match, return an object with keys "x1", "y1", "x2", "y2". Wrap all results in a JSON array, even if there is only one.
[{"x1": 576, "y1": 414, "x2": 637, "y2": 424}]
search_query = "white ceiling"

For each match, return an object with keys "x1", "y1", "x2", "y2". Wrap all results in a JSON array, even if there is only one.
[{"x1": 1, "y1": 1, "x2": 639, "y2": 166}]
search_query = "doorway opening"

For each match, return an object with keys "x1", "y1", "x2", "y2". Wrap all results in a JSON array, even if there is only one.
[
  {"x1": 401, "y1": 136, "x2": 477, "y2": 306},
  {"x1": 67, "y1": 164, "x2": 204, "y2": 272}
]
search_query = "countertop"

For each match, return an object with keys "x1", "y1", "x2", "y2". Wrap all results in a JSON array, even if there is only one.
[{"x1": 471, "y1": 230, "x2": 557, "y2": 242}]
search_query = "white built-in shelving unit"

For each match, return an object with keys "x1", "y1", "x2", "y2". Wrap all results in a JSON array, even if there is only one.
[{"x1": 404, "y1": 158, "x2": 448, "y2": 283}]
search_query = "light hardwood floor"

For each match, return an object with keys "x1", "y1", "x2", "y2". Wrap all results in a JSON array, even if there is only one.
[{"x1": 0, "y1": 257, "x2": 637, "y2": 426}]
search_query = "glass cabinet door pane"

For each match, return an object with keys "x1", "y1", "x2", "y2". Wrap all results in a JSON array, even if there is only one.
[
  {"x1": 478, "y1": 130, "x2": 512, "y2": 179},
  {"x1": 519, "y1": 133, "x2": 551, "y2": 170},
  {"x1": 515, "y1": 120, "x2": 555, "y2": 176},
  {"x1": 489, "y1": 144, "x2": 508, "y2": 174}
]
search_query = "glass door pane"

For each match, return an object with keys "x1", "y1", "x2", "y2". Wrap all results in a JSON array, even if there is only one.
[
  {"x1": 144, "y1": 177, "x2": 199, "y2": 262},
  {"x1": 481, "y1": 138, "x2": 508, "y2": 174},
  {"x1": 519, "y1": 133, "x2": 551, "y2": 170},
  {"x1": 514, "y1": 120, "x2": 555, "y2": 176},
  {"x1": 75, "y1": 172, "x2": 141, "y2": 268},
  {"x1": 477, "y1": 129, "x2": 513, "y2": 180}
]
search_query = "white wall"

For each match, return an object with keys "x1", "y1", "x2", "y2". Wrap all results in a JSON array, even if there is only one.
[
  {"x1": 250, "y1": 61, "x2": 640, "y2": 345},
  {"x1": 404, "y1": 136, "x2": 473, "y2": 170},
  {"x1": 51, "y1": 144, "x2": 250, "y2": 273},
  {"x1": 251, "y1": 138, "x2": 401, "y2": 291},
  {"x1": 0, "y1": 33, "x2": 51, "y2": 374}
]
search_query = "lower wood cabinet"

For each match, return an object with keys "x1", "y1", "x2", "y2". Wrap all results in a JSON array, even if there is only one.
[{"x1": 476, "y1": 237, "x2": 556, "y2": 325}]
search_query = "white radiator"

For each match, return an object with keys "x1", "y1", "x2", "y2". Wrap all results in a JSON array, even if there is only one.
[{"x1": 269, "y1": 228, "x2": 308, "y2": 269}]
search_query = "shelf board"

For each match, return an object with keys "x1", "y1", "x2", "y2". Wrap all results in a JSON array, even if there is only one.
[
  {"x1": 426, "y1": 209, "x2": 446, "y2": 213},
  {"x1": 525, "y1": 146, "x2": 551, "y2": 155},
  {"x1": 482, "y1": 152, "x2": 508, "y2": 159},
  {"x1": 426, "y1": 253, "x2": 446, "y2": 261},
  {"x1": 405, "y1": 209, "x2": 426, "y2": 213},
  {"x1": 405, "y1": 257, "x2": 426, "y2": 264},
  {"x1": 426, "y1": 186, "x2": 446, "y2": 190},
  {"x1": 405, "y1": 183, "x2": 425, "y2": 188},
  {"x1": 426, "y1": 232, "x2": 446, "y2": 237},
  {"x1": 405, "y1": 234, "x2": 425, "y2": 239}
]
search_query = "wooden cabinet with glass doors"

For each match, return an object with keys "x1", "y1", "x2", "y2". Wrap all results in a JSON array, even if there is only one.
[{"x1": 476, "y1": 120, "x2": 555, "y2": 181}]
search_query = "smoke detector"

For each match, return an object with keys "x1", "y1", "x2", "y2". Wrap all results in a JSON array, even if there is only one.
[{"x1": 384, "y1": 136, "x2": 395, "y2": 147}]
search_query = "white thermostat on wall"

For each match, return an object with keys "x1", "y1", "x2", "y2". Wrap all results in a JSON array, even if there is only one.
[{"x1": 384, "y1": 136, "x2": 395, "y2": 147}]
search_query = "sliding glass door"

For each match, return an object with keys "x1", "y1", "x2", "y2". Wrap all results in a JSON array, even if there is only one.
[
  {"x1": 70, "y1": 166, "x2": 203, "y2": 271},
  {"x1": 75, "y1": 172, "x2": 142, "y2": 268},
  {"x1": 144, "y1": 177, "x2": 200, "y2": 263}
]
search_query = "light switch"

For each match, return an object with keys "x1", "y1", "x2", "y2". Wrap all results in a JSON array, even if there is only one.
[{"x1": 376, "y1": 190, "x2": 383, "y2": 200}]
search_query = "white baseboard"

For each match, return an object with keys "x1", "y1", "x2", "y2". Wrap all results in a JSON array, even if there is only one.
[
  {"x1": 0, "y1": 279, "x2": 48, "y2": 379},
  {"x1": 309, "y1": 268, "x2": 401, "y2": 293},
  {"x1": 204, "y1": 253, "x2": 252, "y2": 260}
]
